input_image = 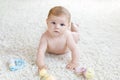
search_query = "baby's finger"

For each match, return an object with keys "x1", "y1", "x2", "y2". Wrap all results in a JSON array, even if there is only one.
[
  {"x1": 66, "y1": 64, "x2": 70, "y2": 69},
  {"x1": 66, "y1": 64, "x2": 73, "y2": 70}
]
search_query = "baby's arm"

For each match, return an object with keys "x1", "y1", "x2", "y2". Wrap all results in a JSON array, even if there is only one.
[
  {"x1": 36, "y1": 33, "x2": 47, "y2": 70},
  {"x1": 66, "y1": 31, "x2": 79, "y2": 70}
]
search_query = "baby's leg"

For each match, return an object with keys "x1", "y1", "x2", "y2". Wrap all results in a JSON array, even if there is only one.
[{"x1": 71, "y1": 23, "x2": 80, "y2": 43}]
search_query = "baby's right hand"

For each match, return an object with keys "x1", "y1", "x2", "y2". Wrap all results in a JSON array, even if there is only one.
[{"x1": 39, "y1": 65, "x2": 48, "y2": 70}]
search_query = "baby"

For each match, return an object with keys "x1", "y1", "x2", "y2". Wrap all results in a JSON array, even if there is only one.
[{"x1": 36, "y1": 6, "x2": 80, "y2": 70}]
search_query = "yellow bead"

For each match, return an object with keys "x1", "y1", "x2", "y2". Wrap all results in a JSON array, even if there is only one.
[
  {"x1": 84, "y1": 68, "x2": 95, "y2": 79},
  {"x1": 39, "y1": 69, "x2": 47, "y2": 77},
  {"x1": 39, "y1": 69, "x2": 55, "y2": 80},
  {"x1": 46, "y1": 75, "x2": 55, "y2": 80}
]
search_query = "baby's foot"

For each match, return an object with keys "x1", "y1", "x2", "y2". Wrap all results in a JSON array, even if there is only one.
[
  {"x1": 71, "y1": 22, "x2": 79, "y2": 32},
  {"x1": 66, "y1": 62, "x2": 78, "y2": 70}
]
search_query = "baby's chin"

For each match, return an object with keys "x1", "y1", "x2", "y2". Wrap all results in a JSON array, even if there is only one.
[{"x1": 53, "y1": 31, "x2": 61, "y2": 36}]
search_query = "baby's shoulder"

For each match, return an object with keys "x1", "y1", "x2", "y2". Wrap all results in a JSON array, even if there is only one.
[
  {"x1": 64, "y1": 30, "x2": 73, "y2": 40},
  {"x1": 65, "y1": 30, "x2": 72, "y2": 36},
  {"x1": 40, "y1": 31, "x2": 48, "y2": 38}
]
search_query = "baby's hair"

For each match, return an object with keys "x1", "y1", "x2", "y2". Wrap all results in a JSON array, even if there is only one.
[{"x1": 47, "y1": 6, "x2": 71, "y2": 22}]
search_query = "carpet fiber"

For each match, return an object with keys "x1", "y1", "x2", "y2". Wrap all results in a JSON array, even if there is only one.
[{"x1": 0, "y1": 0, "x2": 120, "y2": 80}]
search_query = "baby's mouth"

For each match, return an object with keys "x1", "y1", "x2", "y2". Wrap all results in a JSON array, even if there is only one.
[{"x1": 54, "y1": 31, "x2": 59, "y2": 33}]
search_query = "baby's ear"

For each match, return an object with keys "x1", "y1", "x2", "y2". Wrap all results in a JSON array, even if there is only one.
[
  {"x1": 46, "y1": 18, "x2": 48, "y2": 22},
  {"x1": 46, "y1": 18, "x2": 48, "y2": 24}
]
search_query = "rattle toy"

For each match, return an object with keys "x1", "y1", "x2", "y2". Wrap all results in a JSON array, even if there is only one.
[
  {"x1": 75, "y1": 67, "x2": 95, "y2": 79},
  {"x1": 8, "y1": 58, "x2": 26, "y2": 71},
  {"x1": 39, "y1": 69, "x2": 55, "y2": 80}
]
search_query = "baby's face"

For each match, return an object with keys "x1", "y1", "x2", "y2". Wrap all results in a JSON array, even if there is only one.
[{"x1": 46, "y1": 15, "x2": 70, "y2": 37}]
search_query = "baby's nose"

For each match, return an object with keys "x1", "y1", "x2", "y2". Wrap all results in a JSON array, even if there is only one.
[{"x1": 55, "y1": 24, "x2": 60, "y2": 28}]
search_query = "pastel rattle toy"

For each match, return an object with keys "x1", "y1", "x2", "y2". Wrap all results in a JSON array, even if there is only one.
[
  {"x1": 75, "y1": 67, "x2": 95, "y2": 79},
  {"x1": 8, "y1": 58, "x2": 26, "y2": 71},
  {"x1": 39, "y1": 69, "x2": 55, "y2": 80}
]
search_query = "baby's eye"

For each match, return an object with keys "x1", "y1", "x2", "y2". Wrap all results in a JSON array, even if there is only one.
[
  {"x1": 60, "y1": 23, "x2": 65, "y2": 26},
  {"x1": 51, "y1": 22, "x2": 56, "y2": 24}
]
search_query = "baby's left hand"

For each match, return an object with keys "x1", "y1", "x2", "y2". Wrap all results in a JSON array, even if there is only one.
[{"x1": 66, "y1": 62, "x2": 78, "y2": 70}]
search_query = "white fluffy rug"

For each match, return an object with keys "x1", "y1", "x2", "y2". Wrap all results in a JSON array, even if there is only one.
[{"x1": 0, "y1": 0, "x2": 120, "y2": 80}]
